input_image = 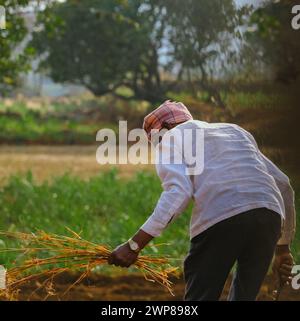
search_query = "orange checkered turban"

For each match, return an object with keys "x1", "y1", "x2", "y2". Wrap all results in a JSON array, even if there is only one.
[{"x1": 143, "y1": 100, "x2": 193, "y2": 141}]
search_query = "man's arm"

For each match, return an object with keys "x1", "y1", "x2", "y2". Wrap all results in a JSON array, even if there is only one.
[
  {"x1": 108, "y1": 131, "x2": 193, "y2": 267},
  {"x1": 139, "y1": 161, "x2": 194, "y2": 237}
]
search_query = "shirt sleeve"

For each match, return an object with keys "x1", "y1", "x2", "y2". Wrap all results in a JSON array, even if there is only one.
[
  {"x1": 239, "y1": 126, "x2": 296, "y2": 245},
  {"x1": 140, "y1": 132, "x2": 193, "y2": 237}
]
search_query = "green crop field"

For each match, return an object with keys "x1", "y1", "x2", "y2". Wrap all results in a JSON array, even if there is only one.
[
  {"x1": 0, "y1": 170, "x2": 191, "y2": 268},
  {"x1": 0, "y1": 168, "x2": 299, "y2": 270}
]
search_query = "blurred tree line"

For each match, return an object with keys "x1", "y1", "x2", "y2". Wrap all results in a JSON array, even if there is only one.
[
  {"x1": 245, "y1": 0, "x2": 300, "y2": 84},
  {"x1": 0, "y1": 0, "x2": 33, "y2": 93},
  {"x1": 0, "y1": 0, "x2": 299, "y2": 107}
]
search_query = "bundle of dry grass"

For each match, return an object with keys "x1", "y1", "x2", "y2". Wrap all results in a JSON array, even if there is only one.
[{"x1": 0, "y1": 229, "x2": 178, "y2": 300}]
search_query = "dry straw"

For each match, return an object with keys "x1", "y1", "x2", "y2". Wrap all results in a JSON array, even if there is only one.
[{"x1": 0, "y1": 229, "x2": 178, "y2": 300}]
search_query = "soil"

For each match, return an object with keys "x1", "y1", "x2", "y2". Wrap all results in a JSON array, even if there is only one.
[{"x1": 10, "y1": 272, "x2": 300, "y2": 301}]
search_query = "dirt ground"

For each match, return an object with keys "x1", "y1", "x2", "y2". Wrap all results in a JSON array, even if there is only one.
[{"x1": 10, "y1": 272, "x2": 300, "y2": 301}]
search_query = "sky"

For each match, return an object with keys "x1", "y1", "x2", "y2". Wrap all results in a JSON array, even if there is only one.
[{"x1": 235, "y1": 0, "x2": 263, "y2": 7}]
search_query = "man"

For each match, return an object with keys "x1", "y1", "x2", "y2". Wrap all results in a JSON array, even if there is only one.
[{"x1": 108, "y1": 100, "x2": 296, "y2": 301}]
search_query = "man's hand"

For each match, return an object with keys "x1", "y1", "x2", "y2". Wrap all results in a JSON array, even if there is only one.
[
  {"x1": 272, "y1": 245, "x2": 295, "y2": 284},
  {"x1": 108, "y1": 229, "x2": 153, "y2": 268},
  {"x1": 108, "y1": 242, "x2": 138, "y2": 268}
]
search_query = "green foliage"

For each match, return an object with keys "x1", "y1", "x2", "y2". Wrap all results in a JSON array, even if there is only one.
[
  {"x1": 0, "y1": 170, "x2": 299, "y2": 268},
  {"x1": 32, "y1": 0, "x2": 136, "y2": 93},
  {"x1": 0, "y1": 0, "x2": 35, "y2": 94},
  {"x1": 0, "y1": 115, "x2": 100, "y2": 144},
  {"x1": 0, "y1": 89, "x2": 288, "y2": 144},
  {"x1": 163, "y1": 0, "x2": 241, "y2": 70},
  {"x1": 0, "y1": 170, "x2": 191, "y2": 266},
  {"x1": 30, "y1": 0, "x2": 246, "y2": 105},
  {"x1": 224, "y1": 91, "x2": 284, "y2": 111},
  {"x1": 0, "y1": 103, "x2": 101, "y2": 144},
  {"x1": 31, "y1": 0, "x2": 167, "y2": 102},
  {"x1": 245, "y1": 0, "x2": 300, "y2": 83},
  {"x1": 0, "y1": 96, "x2": 148, "y2": 144},
  {"x1": 158, "y1": 0, "x2": 248, "y2": 107}
]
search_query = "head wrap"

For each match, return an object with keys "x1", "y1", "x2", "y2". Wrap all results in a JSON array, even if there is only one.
[{"x1": 143, "y1": 100, "x2": 193, "y2": 140}]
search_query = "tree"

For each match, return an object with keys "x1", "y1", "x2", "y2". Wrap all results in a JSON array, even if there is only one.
[
  {"x1": 245, "y1": 0, "x2": 300, "y2": 84},
  {"x1": 0, "y1": 0, "x2": 33, "y2": 95},
  {"x1": 161, "y1": 0, "x2": 246, "y2": 108},
  {"x1": 31, "y1": 0, "x2": 247, "y2": 106},
  {"x1": 31, "y1": 0, "x2": 167, "y2": 102}
]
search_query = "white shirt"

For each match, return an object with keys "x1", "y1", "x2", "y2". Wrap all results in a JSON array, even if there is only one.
[{"x1": 141, "y1": 120, "x2": 296, "y2": 245}]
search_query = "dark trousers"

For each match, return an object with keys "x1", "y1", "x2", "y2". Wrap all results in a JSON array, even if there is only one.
[{"x1": 183, "y1": 208, "x2": 282, "y2": 301}]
